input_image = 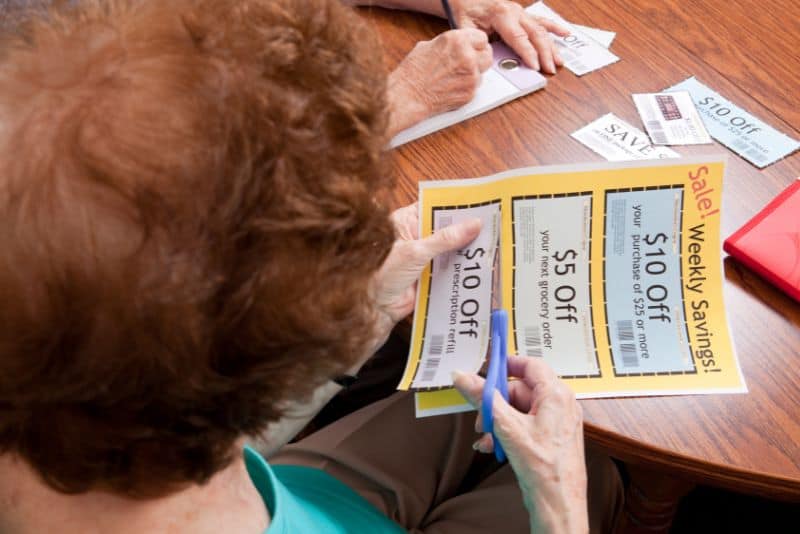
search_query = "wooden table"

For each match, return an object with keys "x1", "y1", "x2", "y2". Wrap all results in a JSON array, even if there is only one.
[{"x1": 359, "y1": 1, "x2": 800, "y2": 531}]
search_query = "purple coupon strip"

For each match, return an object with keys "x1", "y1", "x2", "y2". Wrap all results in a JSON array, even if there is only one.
[{"x1": 491, "y1": 42, "x2": 545, "y2": 91}]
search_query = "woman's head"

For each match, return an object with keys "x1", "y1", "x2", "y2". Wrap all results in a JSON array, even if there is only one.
[{"x1": 0, "y1": 0, "x2": 393, "y2": 497}]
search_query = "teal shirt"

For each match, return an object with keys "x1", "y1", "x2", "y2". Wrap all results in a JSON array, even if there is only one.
[{"x1": 244, "y1": 447, "x2": 406, "y2": 534}]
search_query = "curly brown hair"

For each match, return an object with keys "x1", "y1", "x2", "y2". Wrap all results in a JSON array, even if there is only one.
[{"x1": 0, "y1": 0, "x2": 394, "y2": 497}]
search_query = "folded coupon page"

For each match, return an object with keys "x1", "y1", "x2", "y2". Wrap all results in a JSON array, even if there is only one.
[{"x1": 403, "y1": 158, "x2": 746, "y2": 417}]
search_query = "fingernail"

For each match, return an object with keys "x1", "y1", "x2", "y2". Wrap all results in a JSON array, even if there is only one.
[
  {"x1": 452, "y1": 370, "x2": 474, "y2": 386},
  {"x1": 453, "y1": 371, "x2": 473, "y2": 389},
  {"x1": 471, "y1": 440, "x2": 482, "y2": 451},
  {"x1": 459, "y1": 218, "x2": 481, "y2": 236},
  {"x1": 466, "y1": 217, "x2": 481, "y2": 229}
]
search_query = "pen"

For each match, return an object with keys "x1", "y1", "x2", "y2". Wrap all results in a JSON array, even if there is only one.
[{"x1": 440, "y1": 0, "x2": 458, "y2": 30}]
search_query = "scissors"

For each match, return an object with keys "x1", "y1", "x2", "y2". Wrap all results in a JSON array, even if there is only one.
[{"x1": 482, "y1": 309, "x2": 509, "y2": 462}]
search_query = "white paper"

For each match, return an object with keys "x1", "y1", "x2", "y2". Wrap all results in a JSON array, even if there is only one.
[
  {"x1": 572, "y1": 23, "x2": 615, "y2": 48},
  {"x1": 571, "y1": 113, "x2": 681, "y2": 161},
  {"x1": 526, "y1": 2, "x2": 619, "y2": 76},
  {"x1": 633, "y1": 91, "x2": 712, "y2": 145}
]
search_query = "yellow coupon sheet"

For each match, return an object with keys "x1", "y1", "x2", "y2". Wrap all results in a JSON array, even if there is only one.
[{"x1": 398, "y1": 157, "x2": 746, "y2": 417}]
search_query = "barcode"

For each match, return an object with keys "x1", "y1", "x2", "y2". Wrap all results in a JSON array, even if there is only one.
[
  {"x1": 616, "y1": 320, "x2": 637, "y2": 367},
  {"x1": 619, "y1": 343, "x2": 638, "y2": 367},
  {"x1": 746, "y1": 149, "x2": 766, "y2": 163},
  {"x1": 647, "y1": 121, "x2": 668, "y2": 144},
  {"x1": 616, "y1": 320, "x2": 634, "y2": 341},
  {"x1": 428, "y1": 334, "x2": 444, "y2": 356},
  {"x1": 420, "y1": 357, "x2": 441, "y2": 383},
  {"x1": 419, "y1": 334, "x2": 445, "y2": 383},
  {"x1": 420, "y1": 358, "x2": 441, "y2": 382},
  {"x1": 524, "y1": 326, "x2": 543, "y2": 357},
  {"x1": 730, "y1": 138, "x2": 766, "y2": 164},
  {"x1": 571, "y1": 60, "x2": 587, "y2": 74},
  {"x1": 731, "y1": 138, "x2": 750, "y2": 152}
]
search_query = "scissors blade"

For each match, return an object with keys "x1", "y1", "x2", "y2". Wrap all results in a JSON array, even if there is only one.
[{"x1": 483, "y1": 309, "x2": 509, "y2": 462}]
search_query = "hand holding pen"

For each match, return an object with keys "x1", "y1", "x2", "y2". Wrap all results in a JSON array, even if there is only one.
[
  {"x1": 442, "y1": 0, "x2": 569, "y2": 73},
  {"x1": 387, "y1": 0, "x2": 568, "y2": 137},
  {"x1": 386, "y1": 23, "x2": 492, "y2": 137}
]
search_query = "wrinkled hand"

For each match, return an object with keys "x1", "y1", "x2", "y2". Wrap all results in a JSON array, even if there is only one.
[
  {"x1": 452, "y1": 0, "x2": 569, "y2": 73},
  {"x1": 387, "y1": 29, "x2": 492, "y2": 137},
  {"x1": 255, "y1": 206, "x2": 479, "y2": 454},
  {"x1": 454, "y1": 355, "x2": 588, "y2": 534},
  {"x1": 369, "y1": 203, "x2": 481, "y2": 349}
]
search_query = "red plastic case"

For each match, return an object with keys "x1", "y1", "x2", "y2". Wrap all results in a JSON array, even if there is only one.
[{"x1": 724, "y1": 180, "x2": 800, "y2": 302}]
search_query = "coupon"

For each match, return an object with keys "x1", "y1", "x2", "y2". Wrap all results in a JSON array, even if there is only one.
[
  {"x1": 633, "y1": 91, "x2": 712, "y2": 145},
  {"x1": 665, "y1": 76, "x2": 800, "y2": 168},
  {"x1": 603, "y1": 188, "x2": 695, "y2": 374},
  {"x1": 571, "y1": 113, "x2": 681, "y2": 161},
  {"x1": 526, "y1": 2, "x2": 619, "y2": 76},
  {"x1": 400, "y1": 202, "x2": 501, "y2": 390},
  {"x1": 512, "y1": 193, "x2": 600, "y2": 377}
]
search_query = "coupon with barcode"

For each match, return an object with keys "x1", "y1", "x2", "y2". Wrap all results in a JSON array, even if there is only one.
[
  {"x1": 511, "y1": 194, "x2": 598, "y2": 377},
  {"x1": 400, "y1": 202, "x2": 501, "y2": 390},
  {"x1": 666, "y1": 76, "x2": 800, "y2": 168},
  {"x1": 571, "y1": 113, "x2": 680, "y2": 161},
  {"x1": 633, "y1": 91, "x2": 712, "y2": 145},
  {"x1": 526, "y1": 2, "x2": 619, "y2": 76}
]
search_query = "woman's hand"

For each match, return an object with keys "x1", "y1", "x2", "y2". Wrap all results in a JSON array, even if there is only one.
[
  {"x1": 453, "y1": 355, "x2": 589, "y2": 534},
  {"x1": 387, "y1": 29, "x2": 493, "y2": 137},
  {"x1": 451, "y1": 0, "x2": 569, "y2": 73},
  {"x1": 367, "y1": 202, "x2": 481, "y2": 353},
  {"x1": 258, "y1": 206, "x2": 480, "y2": 454}
]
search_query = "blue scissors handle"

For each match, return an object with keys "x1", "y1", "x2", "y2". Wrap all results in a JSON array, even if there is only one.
[{"x1": 482, "y1": 309, "x2": 509, "y2": 462}]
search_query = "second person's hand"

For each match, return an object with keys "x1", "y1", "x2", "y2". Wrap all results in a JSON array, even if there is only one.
[
  {"x1": 451, "y1": 0, "x2": 569, "y2": 74},
  {"x1": 387, "y1": 28, "x2": 493, "y2": 137},
  {"x1": 366, "y1": 203, "x2": 482, "y2": 362}
]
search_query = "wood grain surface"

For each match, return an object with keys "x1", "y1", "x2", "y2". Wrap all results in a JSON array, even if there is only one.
[{"x1": 358, "y1": 0, "x2": 800, "y2": 501}]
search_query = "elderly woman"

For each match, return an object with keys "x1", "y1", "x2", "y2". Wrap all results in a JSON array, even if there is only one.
[{"x1": 0, "y1": 1, "x2": 620, "y2": 533}]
